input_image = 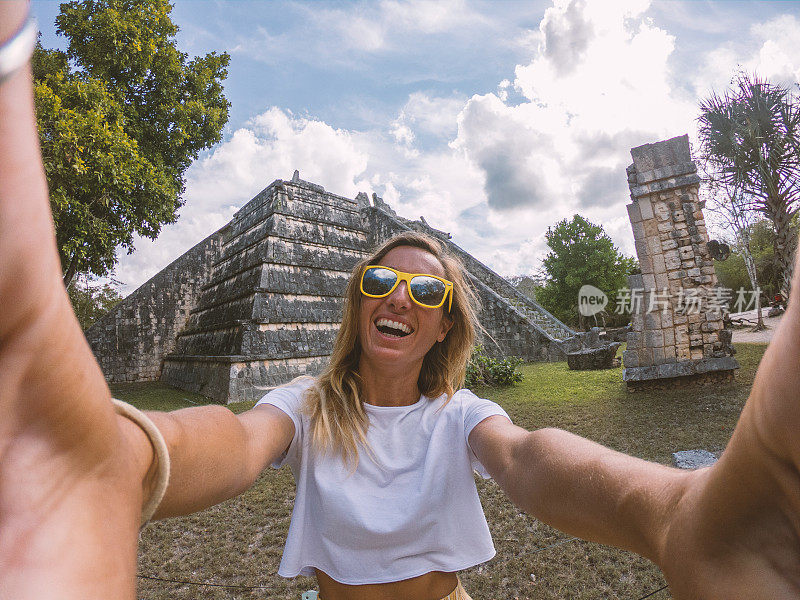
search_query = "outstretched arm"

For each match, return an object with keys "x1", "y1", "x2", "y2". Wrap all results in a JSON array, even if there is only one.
[
  {"x1": 470, "y1": 418, "x2": 688, "y2": 562},
  {"x1": 471, "y1": 245, "x2": 800, "y2": 598},
  {"x1": 0, "y1": 4, "x2": 152, "y2": 597},
  {"x1": 0, "y1": 4, "x2": 292, "y2": 597},
  {"x1": 147, "y1": 403, "x2": 293, "y2": 518}
]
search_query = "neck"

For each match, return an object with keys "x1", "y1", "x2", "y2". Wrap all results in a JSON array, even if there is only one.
[{"x1": 357, "y1": 356, "x2": 423, "y2": 407}]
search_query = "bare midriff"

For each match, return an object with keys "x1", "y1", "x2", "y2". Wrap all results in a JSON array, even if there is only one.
[{"x1": 315, "y1": 569, "x2": 459, "y2": 600}]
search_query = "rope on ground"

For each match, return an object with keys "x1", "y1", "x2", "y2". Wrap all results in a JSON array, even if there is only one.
[
  {"x1": 137, "y1": 574, "x2": 271, "y2": 590},
  {"x1": 634, "y1": 583, "x2": 669, "y2": 599}
]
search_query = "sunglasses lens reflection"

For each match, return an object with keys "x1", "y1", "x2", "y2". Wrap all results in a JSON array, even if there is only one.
[
  {"x1": 410, "y1": 276, "x2": 446, "y2": 307},
  {"x1": 362, "y1": 267, "x2": 398, "y2": 296}
]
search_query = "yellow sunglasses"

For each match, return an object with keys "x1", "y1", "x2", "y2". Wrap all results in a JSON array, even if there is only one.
[{"x1": 360, "y1": 265, "x2": 453, "y2": 311}]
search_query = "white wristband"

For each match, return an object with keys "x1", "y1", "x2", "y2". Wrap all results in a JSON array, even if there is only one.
[
  {"x1": 0, "y1": 17, "x2": 37, "y2": 84},
  {"x1": 112, "y1": 399, "x2": 171, "y2": 527}
]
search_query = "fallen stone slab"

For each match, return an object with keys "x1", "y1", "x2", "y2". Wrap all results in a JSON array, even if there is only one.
[
  {"x1": 566, "y1": 342, "x2": 621, "y2": 370},
  {"x1": 672, "y1": 449, "x2": 718, "y2": 470}
]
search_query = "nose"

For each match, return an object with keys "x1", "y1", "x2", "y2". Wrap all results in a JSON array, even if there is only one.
[{"x1": 387, "y1": 280, "x2": 412, "y2": 310}]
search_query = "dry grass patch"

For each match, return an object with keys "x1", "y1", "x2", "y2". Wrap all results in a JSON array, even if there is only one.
[{"x1": 126, "y1": 343, "x2": 766, "y2": 599}]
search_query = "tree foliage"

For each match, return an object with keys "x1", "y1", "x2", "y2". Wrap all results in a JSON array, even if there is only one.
[
  {"x1": 67, "y1": 275, "x2": 123, "y2": 330},
  {"x1": 536, "y1": 215, "x2": 637, "y2": 328},
  {"x1": 33, "y1": 0, "x2": 230, "y2": 286},
  {"x1": 715, "y1": 217, "x2": 800, "y2": 304},
  {"x1": 698, "y1": 72, "x2": 800, "y2": 297}
]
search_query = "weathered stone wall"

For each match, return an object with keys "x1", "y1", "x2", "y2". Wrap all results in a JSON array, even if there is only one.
[
  {"x1": 161, "y1": 177, "x2": 369, "y2": 402},
  {"x1": 621, "y1": 135, "x2": 738, "y2": 385},
  {"x1": 85, "y1": 231, "x2": 224, "y2": 382}
]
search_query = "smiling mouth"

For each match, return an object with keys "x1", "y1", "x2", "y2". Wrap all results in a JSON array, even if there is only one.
[{"x1": 375, "y1": 318, "x2": 414, "y2": 338}]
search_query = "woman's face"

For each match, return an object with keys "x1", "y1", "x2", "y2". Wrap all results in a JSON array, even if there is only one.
[{"x1": 357, "y1": 246, "x2": 453, "y2": 372}]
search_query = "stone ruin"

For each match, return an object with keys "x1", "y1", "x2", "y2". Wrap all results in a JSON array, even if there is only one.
[
  {"x1": 86, "y1": 171, "x2": 580, "y2": 403},
  {"x1": 622, "y1": 135, "x2": 739, "y2": 389}
]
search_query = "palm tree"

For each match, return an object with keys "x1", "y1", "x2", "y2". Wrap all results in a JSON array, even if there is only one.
[{"x1": 698, "y1": 72, "x2": 800, "y2": 298}]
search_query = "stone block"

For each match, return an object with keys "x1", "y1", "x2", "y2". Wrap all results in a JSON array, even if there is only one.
[
  {"x1": 673, "y1": 450, "x2": 718, "y2": 470},
  {"x1": 665, "y1": 251, "x2": 682, "y2": 270},
  {"x1": 657, "y1": 220, "x2": 674, "y2": 233},
  {"x1": 661, "y1": 239, "x2": 678, "y2": 251},
  {"x1": 647, "y1": 236, "x2": 661, "y2": 256},
  {"x1": 655, "y1": 272, "x2": 669, "y2": 289},
  {"x1": 629, "y1": 273, "x2": 644, "y2": 290},
  {"x1": 679, "y1": 246, "x2": 694, "y2": 260},
  {"x1": 652, "y1": 254, "x2": 666, "y2": 274},
  {"x1": 663, "y1": 328, "x2": 675, "y2": 346},
  {"x1": 653, "y1": 346, "x2": 666, "y2": 364},
  {"x1": 662, "y1": 310, "x2": 674, "y2": 328},
  {"x1": 635, "y1": 240, "x2": 648, "y2": 260},
  {"x1": 644, "y1": 312, "x2": 662, "y2": 330},
  {"x1": 639, "y1": 198, "x2": 654, "y2": 220},
  {"x1": 643, "y1": 273, "x2": 656, "y2": 290},
  {"x1": 622, "y1": 349, "x2": 639, "y2": 368},
  {"x1": 627, "y1": 202, "x2": 642, "y2": 224},
  {"x1": 664, "y1": 345, "x2": 677, "y2": 360},
  {"x1": 632, "y1": 220, "x2": 646, "y2": 241},
  {"x1": 645, "y1": 330, "x2": 664, "y2": 347}
]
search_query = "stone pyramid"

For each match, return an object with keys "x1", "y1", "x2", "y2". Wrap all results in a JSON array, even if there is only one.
[{"x1": 87, "y1": 172, "x2": 576, "y2": 403}]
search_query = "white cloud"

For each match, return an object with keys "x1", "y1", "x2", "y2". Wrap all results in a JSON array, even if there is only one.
[
  {"x1": 453, "y1": 0, "x2": 693, "y2": 220},
  {"x1": 751, "y1": 15, "x2": 800, "y2": 83},
  {"x1": 116, "y1": 0, "x2": 800, "y2": 291},
  {"x1": 691, "y1": 13, "x2": 800, "y2": 96},
  {"x1": 392, "y1": 92, "x2": 466, "y2": 142}
]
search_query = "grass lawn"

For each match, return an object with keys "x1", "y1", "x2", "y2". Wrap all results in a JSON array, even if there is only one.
[{"x1": 130, "y1": 343, "x2": 767, "y2": 600}]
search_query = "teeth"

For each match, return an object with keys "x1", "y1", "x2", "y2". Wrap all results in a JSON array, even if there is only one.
[{"x1": 375, "y1": 318, "x2": 413, "y2": 334}]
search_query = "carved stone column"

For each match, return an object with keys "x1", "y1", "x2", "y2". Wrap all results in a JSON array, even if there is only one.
[{"x1": 622, "y1": 135, "x2": 738, "y2": 389}]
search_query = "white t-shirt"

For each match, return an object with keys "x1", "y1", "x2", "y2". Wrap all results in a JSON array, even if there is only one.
[{"x1": 255, "y1": 378, "x2": 512, "y2": 584}]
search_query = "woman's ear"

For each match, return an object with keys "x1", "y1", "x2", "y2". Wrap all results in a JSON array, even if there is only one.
[{"x1": 437, "y1": 314, "x2": 454, "y2": 342}]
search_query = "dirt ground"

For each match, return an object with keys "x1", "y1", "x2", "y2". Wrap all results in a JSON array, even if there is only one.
[{"x1": 728, "y1": 309, "x2": 783, "y2": 343}]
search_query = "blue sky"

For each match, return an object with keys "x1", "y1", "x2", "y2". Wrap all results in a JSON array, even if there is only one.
[{"x1": 32, "y1": 0, "x2": 800, "y2": 292}]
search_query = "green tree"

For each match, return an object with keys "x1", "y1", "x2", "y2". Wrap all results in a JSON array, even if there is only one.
[
  {"x1": 698, "y1": 72, "x2": 800, "y2": 298},
  {"x1": 33, "y1": 0, "x2": 230, "y2": 286},
  {"x1": 715, "y1": 217, "x2": 800, "y2": 308},
  {"x1": 67, "y1": 275, "x2": 123, "y2": 330},
  {"x1": 536, "y1": 215, "x2": 637, "y2": 328}
]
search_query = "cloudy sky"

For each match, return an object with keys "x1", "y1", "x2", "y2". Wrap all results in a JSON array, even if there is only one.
[{"x1": 33, "y1": 0, "x2": 800, "y2": 293}]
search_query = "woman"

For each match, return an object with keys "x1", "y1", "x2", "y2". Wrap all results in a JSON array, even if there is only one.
[{"x1": 2, "y1": 2, "x2": 800, "y2": 597}]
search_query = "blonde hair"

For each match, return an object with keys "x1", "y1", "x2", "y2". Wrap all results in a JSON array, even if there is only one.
[{"x1": 304, "y1": 231, "x2": 480, "y2": 467}]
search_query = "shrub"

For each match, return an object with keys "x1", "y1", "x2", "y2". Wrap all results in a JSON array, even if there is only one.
[{"x1": 464, "y1": 345, "x2": 524, "y2": 388}]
